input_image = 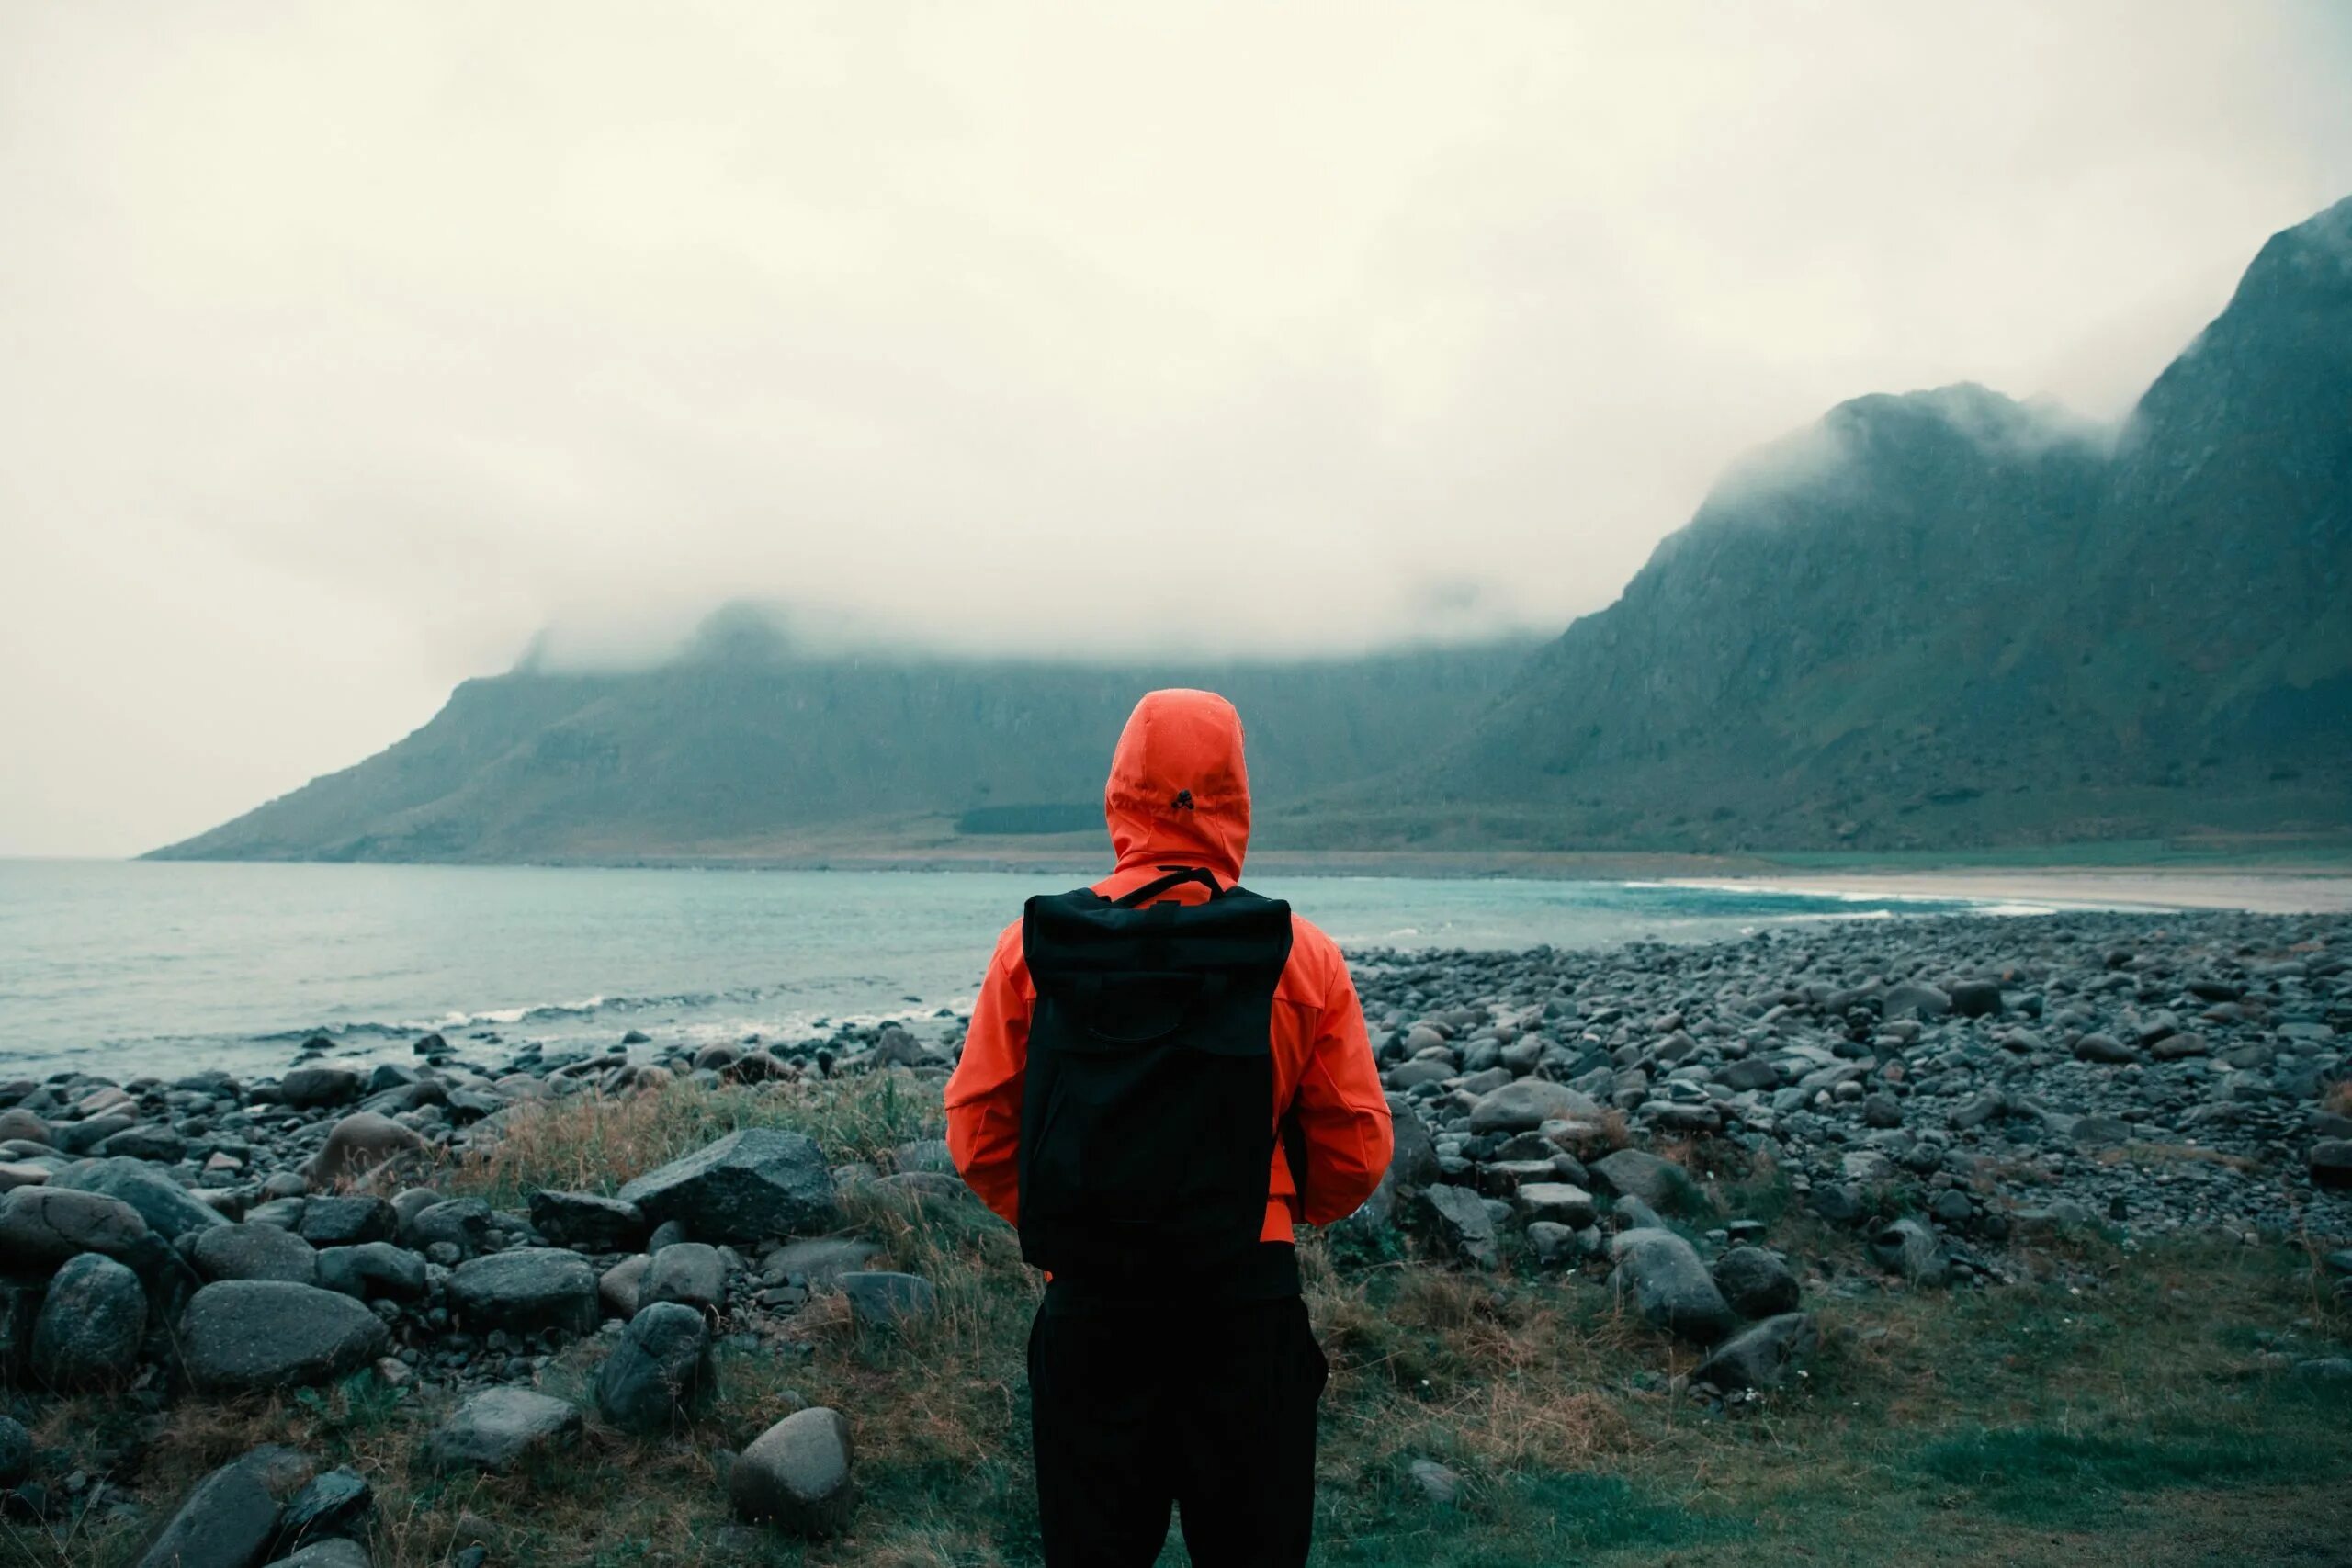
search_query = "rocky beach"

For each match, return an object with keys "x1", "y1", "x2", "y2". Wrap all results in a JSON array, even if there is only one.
[{"x1": 1, "y1": 907, "x2": 2347, "y2": 1565}]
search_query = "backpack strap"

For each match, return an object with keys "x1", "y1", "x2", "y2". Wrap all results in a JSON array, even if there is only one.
[{"x1": 1112, "y1": 866, "x2": 1224, "y2": 907}]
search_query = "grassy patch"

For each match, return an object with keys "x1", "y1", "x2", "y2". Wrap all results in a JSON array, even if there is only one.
[
  {"x1": 7, "y1": 1076, "x2": 2349, "y2": 1567},
  {"x1": 1913, "y1": 1421, "x2": 2327, "y2": 1527}
]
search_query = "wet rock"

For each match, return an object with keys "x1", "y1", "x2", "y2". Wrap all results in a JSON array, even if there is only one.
[
  {"x1": 1514, "y1": 1182, "x2": 1597, "y2": 1228},
  {"x1": 1418, "y1": 1183, "x2": 1498, "y2": 1269},
  {"x1": 31, "y1": 1253, "x2": 145, "y2": 1388},
  {"x1": 528, "y1": 1190, "x2": 648, "y2": 1251},
  {"x1": 616, "y1": 1128, "x2": 838, "y2": 1244},
  {"x1": 1946, "y1": 979, "x2": 2004, "y2": 1019},
  {"x1": 429, "y1": 1387, "x2": 582, "y2": 1472},
  {"x1": 315, "y1": 1243, "x2": 428, "y2": 1301},
  {"x1": 51, "y1": 1156, "x2": 223, "y2": 1240},
  {"x1": 0, "y1": 1184, "x2": 150, "y2": 1265},
  {"x1": 192, "y1": 1223, "x2": 320, "y2": 1285},
  {"x1": 1465, "y1": 1079, "x2": 1603, "y2": 1135},
  {"x1": 730, "y1": 1405, "x2": 856, "y2": 1537},
  {"x1": 182, "y1": 1280, "x2": 391, "y2": 1394},
  {"x1": 599, "y1": 1254, "x2": 652, "y2": 1318},
  {"x1": 278, "y1": 1066, "x2": 362, "y2": 1110},
  {"x1": 2309, "y1": 1139, "x2": 2352, "y2": 1190},
  {"x1": 2073, "y1": 1033, "x2": 2138, "y2": 1065},
  {"x1": 1711, "y1": 1246, "x2": 1800, "y2": 1319},
  {"x1": 448, "y1": 1248, "x2": 599, "y2": 1335},
  {"x1": 643, "y1": 1242, "x2": 728, "y2": 1315},
  {"x1": 1590, "y1": 1149, "x2": 1702, "y2": 1214},
  {"x1": 594, "y1": 1301, "x2": 716, "y2": 1432},
  {"x1": 403, "y1": 1197, "x2": 495, "y2": 1258},
  {"x1": 134, "y1": 1451, "x2": 280, "y2": 1568},
  {"x1": 270, "y1": 1467, "x2": 372, "y2": 1555},
  {"x1": 296, "y1": 1195, "x2": 399, "y2": 1247},
  {"x1": 1608, "y1": 1228, "x2": 1736, "y2": 1342},
  {"x1": 94, "y1": 1124, "x2": 187, "y2": 1164}
]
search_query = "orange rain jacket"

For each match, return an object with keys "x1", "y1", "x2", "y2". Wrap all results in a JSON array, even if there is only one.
[{"x1": 946, "y1": 688, "x2": 1395, "y2": 1247}]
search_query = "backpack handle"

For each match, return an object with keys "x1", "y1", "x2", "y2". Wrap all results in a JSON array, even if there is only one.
[{"x1": 1111, "y1": 866, "x2": 1224, "y2": 908}]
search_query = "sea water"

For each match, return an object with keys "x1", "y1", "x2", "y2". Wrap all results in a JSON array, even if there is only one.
[{"x1": 0, "y1": 859, "x2": 2030, "y2": 1079}]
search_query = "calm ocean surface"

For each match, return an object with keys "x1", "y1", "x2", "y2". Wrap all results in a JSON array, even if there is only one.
[{"x1": 0, "y1": 860, "x2": 2037, "y2": 1079}]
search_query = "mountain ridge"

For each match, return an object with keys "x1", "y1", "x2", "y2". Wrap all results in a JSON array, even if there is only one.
[{"x1": 153, "y1": 196, "x2": 2352, "y2": 863}]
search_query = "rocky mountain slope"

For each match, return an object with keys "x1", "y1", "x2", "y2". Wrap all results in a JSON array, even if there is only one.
[
  {"x1": 158, "y1": 198, "x2": 2351, "y2": 863},
  {"x1": 147, "y1": 628, "x2": 1535, "y2": 863},
  {"x1": 1284, "y1": 196, "x2": 2352, "y2": 852}
]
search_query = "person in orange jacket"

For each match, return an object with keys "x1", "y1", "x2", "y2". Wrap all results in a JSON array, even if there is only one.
[{"x1": 948, "y1": 687, "x2": 1394, "y2": 1567}]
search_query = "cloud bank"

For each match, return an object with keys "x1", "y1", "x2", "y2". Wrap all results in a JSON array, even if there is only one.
[{"x1": 4, "y1": 1, "x2": 2350, "y2": 853}]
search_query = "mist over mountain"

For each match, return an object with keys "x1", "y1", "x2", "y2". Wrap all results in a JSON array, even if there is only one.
[
  {"x1": 146, "y1": 632, "x2": 1539, "y2": 863},
  {"x1": 153, "y1": 197, "x2": 2351, "y2": 864},
  {"x1": 1281, "y1": 197, "x2": 2352, "y2": 852}
]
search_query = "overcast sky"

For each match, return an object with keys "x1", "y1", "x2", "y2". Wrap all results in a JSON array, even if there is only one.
[{"x1": 5, "y1": 2, "x2": 2350, "y2": 857}]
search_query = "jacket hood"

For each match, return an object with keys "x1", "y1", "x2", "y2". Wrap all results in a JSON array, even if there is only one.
[{"x1": 1103, "y1": 688, "x2": 1250, "y2": 883}]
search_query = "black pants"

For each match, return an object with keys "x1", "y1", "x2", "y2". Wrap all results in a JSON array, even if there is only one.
[{"x1": 1028, "y1": 1291, "x2": 1328, "y2": 1567}]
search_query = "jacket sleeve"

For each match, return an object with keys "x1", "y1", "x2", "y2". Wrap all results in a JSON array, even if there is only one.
[
  {"x1": 1292, "y1": 951, "x2": 1394, "y2": 1227},
  {"x1": 945, "y1": 922, "x2": 1030, "y2": 1227}
]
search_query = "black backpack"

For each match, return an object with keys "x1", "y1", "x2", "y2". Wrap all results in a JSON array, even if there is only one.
[{"x1": 1018, "y1": 867, "x2": 1295, "y2": 1282}]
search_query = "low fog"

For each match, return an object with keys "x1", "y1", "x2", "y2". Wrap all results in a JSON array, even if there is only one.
[{"x1": 5, "y1": 2, "x2": 2351, "y2": 855}]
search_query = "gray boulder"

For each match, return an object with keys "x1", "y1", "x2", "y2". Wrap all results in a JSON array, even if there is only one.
[
  {"x1": 0, "y1": 1184, "x2": 149, "y2": 1265},
  {"x1": 1870, "y1": 1217, "x2": 1951, "y2": 1285},
  {"x1": 838, "y1": 1270, "x2": 937, "y2": 1326},
  {"x1": 616, "y1": 1128, "x2": 838, "y2": 1243},
  {"x1": 528, "y1": 1190, "x2": 648, "y2": 1251},
  {"x1": 277, "y1": 1066, "x2": 361, "y2": 1110},
  {"x1": 1883, "y1": 982, "x2": 1951, "y2": 1021},
  {"x1": 1693, "y1": 1312, "x2": 1819, "y2": 1391},
  {"x1": 270, "y1": 1465, "x2": 373, "y2": 1555},
  {"x1": 2310, "y1": 1139, "x2": 2352, "y2": 1190},
  {"x1": 1590, "y1": 1149, "x2": 1702, "y2": 1214},
  {"x1": 94, "y1": 1124, "x2": 187, "y2": 1164},
  {"x1": 192, "y1": 1223, "x2": 319, "y2": 1285},
  {"x1": 1711, "y1": 1246, "x2": 1801, "y2": 1319},
  {"x1": 428, "y1": 1386, "x2": 582, "y2": 1472},
  {"x1": 1514, "y1": 1182, "x2": 1596, "y2": 1228},
  {"x1": 1418, "y1": 1183, "x2": 1498, "y2": 1269},
  {"x1": 1946, "y1": 979, "x2": 2004, "y2": 1019},
  {"x1": 296, "y1": 1195, "x2": 398, "y2": 1247},
  {"x1": 2073, "y1": 1032, "x2": 2139, "y2": 1065},
  {"x1": 182, "y1": 1280, "x2": 390, "y2": 1394},
  {"x1": 315, "y1": 1243, "x2": 428, "y2": 1301},
  {"x1": 1465, "y1": 1080, "x2": 1603, "y2": 1135},
  {"x1": 134, "y1": 1451, "x2": 280, "y2": 1568},
  {"x1": 594, "y1": 1301, "x2": 715, "y2": 1432},
  {"x1": 448, "y1": 1248, "x2": 598, "y2": 1334},
  {"x1": 33, "y1": 1252, "x2": 146, "y2": 1388},
  {"x1": 1385, "y1": 1095, "x2": 1442, "y2": 1189},
  {"x1": 643, "y1": 1242, "x2": 728, "y2": 1314},
  {"x1": 1608, "y1": 1228, "x2": 1736, "y2": 1342},
  {"x1": 730, "y1": 1405, "x2": 856, "y2": 1536},
  {"x1": 52, "y1": 1156, "x2": 223, "y2": 1240},
  {"x1": 402, "y1": 1197, "x2": 495, "y2": 1258}
]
